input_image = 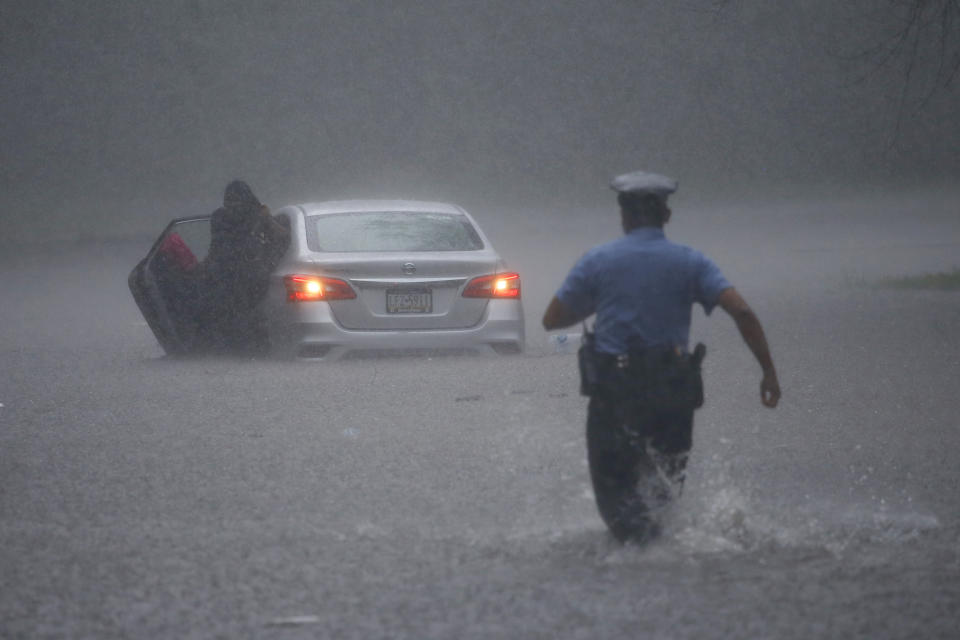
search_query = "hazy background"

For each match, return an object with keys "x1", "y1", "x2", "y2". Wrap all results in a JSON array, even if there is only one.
[
  {"x1": 3, "y1": 0, "x2": 958, "y2": 248},
  {"x1": 3, "y1": 4, "x2": 960, "y2": 636}
]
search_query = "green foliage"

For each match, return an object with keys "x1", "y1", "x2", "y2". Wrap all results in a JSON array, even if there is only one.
[{"x1": 878, "y1": 268, "x2": 960, "y2": 290}]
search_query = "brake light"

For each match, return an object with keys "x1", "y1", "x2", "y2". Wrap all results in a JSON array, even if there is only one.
[
  {"x1": 462, "y1": 272, "x2": 521, "y2": 299},
  {"x1": 283, "y1": 275, "x2": 356, "y2": 302}
]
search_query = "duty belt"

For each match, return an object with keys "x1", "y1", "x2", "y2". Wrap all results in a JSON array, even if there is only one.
[{"x1": 597, "y1": 345, "x2": 695, "y2": 370}]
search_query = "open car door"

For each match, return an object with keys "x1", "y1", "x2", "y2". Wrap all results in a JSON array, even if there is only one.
[{"x1": 128, "y1": 216, "x2": 211, "y2": 355}]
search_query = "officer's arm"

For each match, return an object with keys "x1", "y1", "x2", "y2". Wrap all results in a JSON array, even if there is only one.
[
  {"x1": 717, "y1": 288, "x2": 781, "y2": 408},
  {"x1": 542, "y1": 296, "x2": 582, "y2": 330}
]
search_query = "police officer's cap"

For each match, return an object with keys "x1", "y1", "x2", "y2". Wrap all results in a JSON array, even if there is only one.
[{"x1": 610, "y1": 171, "x2": 678, "y2": 198}]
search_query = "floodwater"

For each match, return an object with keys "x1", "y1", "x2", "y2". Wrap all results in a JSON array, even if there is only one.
[{"x1": 1, "y1": 191, "x2": 958, "y2": 639}]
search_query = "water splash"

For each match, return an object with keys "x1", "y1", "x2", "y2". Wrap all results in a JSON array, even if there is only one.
[{"x1": 661, "y1": 456, "x2": 942, "y2": 556}]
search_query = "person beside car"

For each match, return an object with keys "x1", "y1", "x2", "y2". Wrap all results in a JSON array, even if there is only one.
[{"x1": 196, "y1": 180, "x2": 290, "y2": 354}]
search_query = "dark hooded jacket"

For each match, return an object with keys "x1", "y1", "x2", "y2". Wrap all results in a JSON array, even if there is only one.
[{"x1": 198, "y1": 181, "x2": 289, "y2": 346}]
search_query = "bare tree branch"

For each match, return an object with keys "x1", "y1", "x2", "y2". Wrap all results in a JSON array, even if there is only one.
[{"x1": 701, "y1": 0, "x2": 959, "y2": 139}]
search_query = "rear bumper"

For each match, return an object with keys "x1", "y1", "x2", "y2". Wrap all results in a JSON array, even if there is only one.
[{"x1": 266, "y1": 298, "x2": 525, "y2": 360}]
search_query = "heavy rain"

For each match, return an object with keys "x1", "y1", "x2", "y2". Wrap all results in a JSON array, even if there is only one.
[{"x1": 2, "y1": 1, "x2": 958, "y2": 638}]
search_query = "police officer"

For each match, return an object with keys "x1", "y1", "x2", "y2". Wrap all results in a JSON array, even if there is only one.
[{"x1": 542, "y1": 170, "x2": 780, "y2": 542}]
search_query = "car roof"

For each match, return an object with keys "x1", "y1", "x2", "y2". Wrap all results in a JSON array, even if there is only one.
[{"x1": 296, "y1": 200, "x2": 467, "y2": 216}]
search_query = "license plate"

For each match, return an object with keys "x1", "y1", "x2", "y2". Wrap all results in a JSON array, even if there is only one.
[{"x1": 386, "y1": 288, "x2": 432, "y2": 314}]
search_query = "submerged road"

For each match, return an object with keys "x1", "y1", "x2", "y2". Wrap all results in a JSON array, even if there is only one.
[{"x1": 1, "y1": 193, "x2": 959, "y2": 638}]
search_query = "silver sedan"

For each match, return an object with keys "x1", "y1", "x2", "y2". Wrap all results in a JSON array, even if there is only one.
[
  {"x1": 266, "y1": 200, "x2": 525, "y2": 359},
  {"x1": 130, "y1": 200, "x2": 525, "y2": 359}
]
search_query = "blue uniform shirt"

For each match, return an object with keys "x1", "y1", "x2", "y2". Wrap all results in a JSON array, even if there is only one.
[{"x1": 556, "y1": 227, "x2": 732, "y2": 354}]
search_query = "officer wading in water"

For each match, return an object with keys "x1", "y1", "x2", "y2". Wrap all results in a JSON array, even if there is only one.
[{"x1": 542, "y1": 171, "x2": 781, "y2": 543}]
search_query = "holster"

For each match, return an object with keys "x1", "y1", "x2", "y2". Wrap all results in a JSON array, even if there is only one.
[{"x1": 578, "y1": 329, "x2": 706, "y2": 411}]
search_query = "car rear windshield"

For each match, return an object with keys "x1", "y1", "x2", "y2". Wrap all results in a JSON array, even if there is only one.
[{"x1": 306, "y1": 211, "x2": 485, "y2": 252}]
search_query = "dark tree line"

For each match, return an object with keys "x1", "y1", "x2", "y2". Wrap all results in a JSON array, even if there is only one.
[
  {"x1": 710, "y1": 0, "x2": 959, "y2": 100},
  {"x1": 844, "y1": 1, "x2": 958, "y2": 108}
]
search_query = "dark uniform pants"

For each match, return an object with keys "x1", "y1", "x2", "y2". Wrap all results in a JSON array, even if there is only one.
[{"x1": 586, "y1": 392, "x2": 693, "y2": 542}]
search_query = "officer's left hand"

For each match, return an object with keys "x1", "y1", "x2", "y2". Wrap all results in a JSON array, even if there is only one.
[{"x1": 760, "y1": 371, "x2": 780, "y2": 408}]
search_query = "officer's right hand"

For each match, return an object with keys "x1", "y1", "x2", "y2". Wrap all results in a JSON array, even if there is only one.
[{"x1": 761, "y1": 371, "x2": 780, "y2": 408}]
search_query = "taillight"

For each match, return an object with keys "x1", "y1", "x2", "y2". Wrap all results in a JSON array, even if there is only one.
[
  {"x1": 283, "y1": 275, "x2": 356, "y2": 302},
  {"x1": 462, "y1": 272, "x2": 521, "y2": 299}
]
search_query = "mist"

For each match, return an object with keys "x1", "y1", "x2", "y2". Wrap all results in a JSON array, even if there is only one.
[
  {"x1": 3, "y1": 0, "x2": 958, "y2": 247},
  {"x1": 2, "y1": 3, "x2": 960, "y2": 637}
]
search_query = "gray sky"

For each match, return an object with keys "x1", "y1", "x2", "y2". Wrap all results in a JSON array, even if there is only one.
[{"x1": 2, "y1": 0, "x2": 957, "y2": 245}]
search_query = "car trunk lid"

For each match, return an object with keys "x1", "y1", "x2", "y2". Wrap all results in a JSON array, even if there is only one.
[{"x1": 307, "y1": 252, "x2": 500, "y2": 330}]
